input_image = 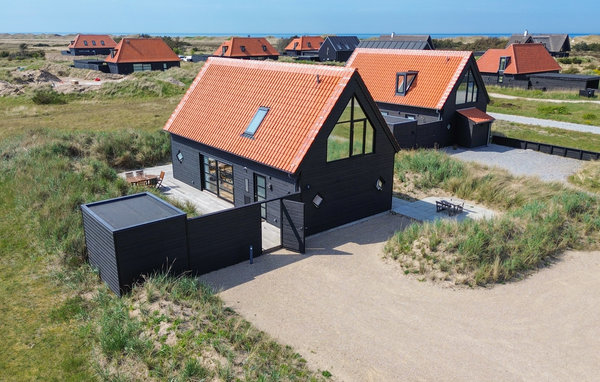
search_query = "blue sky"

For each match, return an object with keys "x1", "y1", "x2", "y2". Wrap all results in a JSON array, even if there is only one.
[{"x1": 2, "y1": 0, "x2": 598, "y2": 35}]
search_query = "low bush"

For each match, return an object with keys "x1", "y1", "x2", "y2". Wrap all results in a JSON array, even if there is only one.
[
  {"x1": 31, "y1": 87, "x2": 67, "y2": 104},
  {"x1": 537, "y1": 104, "x2": 569, "y2": 115},
  {"x1": 558, "y1": 57, "x2": 583, "y2": 64},
  {"x1": 562, "y1": 67, "x2": 580, "y2": 74},
  {"x1": 583, "y1": 113, "x2": 597, "y2": 120}
]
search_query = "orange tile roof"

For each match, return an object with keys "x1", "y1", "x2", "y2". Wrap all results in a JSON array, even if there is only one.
[
  {"x1": 105, "y1": 38, "x2": 180, "y2": 63},
  {"x1": 68, "y1": 34, "x2": 117, "y2": 49},
  {"x1": 213, "y1": 37, "x2": 279, "y2": 58},
  {"x1": 163, "y1": 58, "x2": 356, "y2": 173},
  {"x1": 347, "y1": 48, "x2": 471, "y2": 110},
  {"x1": 457, "y1": 108, "x2": 495, "y2": 124},
  {"x1": 285, "y1": 36, "x2": 325, "y2": 51},
  {"x1": 477, "y1": 44, "x2": 561, "y2": 75}
]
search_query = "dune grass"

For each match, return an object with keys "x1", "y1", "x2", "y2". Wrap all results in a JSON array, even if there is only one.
[
  {"x1": 386, "y1": 150, "x2": 600, "y2": 286},
  {"x1": 486, "y1": 85, "x2": 596, "y2": 101},
  {"x1": 569, "y1": 160, "x2": 600, "y2": 193},
  {"x1": 488, "y1": 97, "x2": 600, "y2": 125}
]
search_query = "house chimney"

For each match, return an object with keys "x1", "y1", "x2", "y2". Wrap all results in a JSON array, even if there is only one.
[
  {"x1": 316, "y1": 74, "x2": 320, "y2": 84},
  {"x1": 524, "y1": 29, "x2": 528, "y2": 36},
  {"x1": 391, "y1": 32, "x2": 395, "y2": 39}
]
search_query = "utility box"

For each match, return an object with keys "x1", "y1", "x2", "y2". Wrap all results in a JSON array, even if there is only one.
[
  {"x1": 580, "y1": 88, "x2": 596, "y2": 98},
  {"x1": 81, "y1": 192, "x2": 188, "y2": 296}
]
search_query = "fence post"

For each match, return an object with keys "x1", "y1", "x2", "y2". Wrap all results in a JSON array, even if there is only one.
[{"x1": 249, "y1": 245, "x2": 253, "y2": 264}]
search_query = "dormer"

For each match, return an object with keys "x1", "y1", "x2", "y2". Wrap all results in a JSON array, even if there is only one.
[{"x1": 395, "y1": 71, "x2": 418, "y2": 96}]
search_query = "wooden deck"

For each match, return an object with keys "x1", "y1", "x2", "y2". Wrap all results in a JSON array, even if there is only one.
[{"x1": 120, "y1": 164, "x2": 281, "y2": 250}]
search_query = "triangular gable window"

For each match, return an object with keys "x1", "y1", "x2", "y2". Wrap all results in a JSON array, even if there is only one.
[
  {"x1": 242, "y1": 107, "x2": 269, "y2": 138},
  {"x1": 395, "y1": 71, "x2": 418, "y2": 96}
]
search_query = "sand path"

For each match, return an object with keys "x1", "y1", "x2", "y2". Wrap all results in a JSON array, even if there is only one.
[{"x1": 201, "y1": 213, "x2": 600, "y2": 381}]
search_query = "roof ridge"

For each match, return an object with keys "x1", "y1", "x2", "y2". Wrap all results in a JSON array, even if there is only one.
[
  {"x1": 352, "y1": 48, "x2": 471, "y2": 57},
  {"x1": 208, "y1": 56, "x2": 355, "y2": 75},
  {"x1": 436, "y1": 53, "x2": 471, "y2": 109}
]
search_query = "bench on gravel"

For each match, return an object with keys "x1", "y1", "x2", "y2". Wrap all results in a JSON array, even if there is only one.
[{"x1": 436, "y1": 200, "x2": 464, "y2": 216}]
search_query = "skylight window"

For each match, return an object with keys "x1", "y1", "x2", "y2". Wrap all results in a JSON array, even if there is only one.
[
  {"x1": 395, "y1": 71, "x2": 418, "y2": 96},
  {"x1": 100, "y1": 40, "x2": 105, "y2": 46},
  {"x1": 498, "y1": 56, "x2": 510, "y2": 72},
  {"x1": 83, "y1": 40, "x2": 88, "y2": 46},
  {"x1": 241, "y1": 45, "x2": 246, "y2": 52},
  {"x1": 243, "y1": 107, "x2": 269, "y2": 138},
  {"x1": 307, "y1": 42, "x2": 312, "y2": 48},
  {"x1": 92, "y1": 40, "x2": 96, "y2": 46},
  {"x1": 262, "y1": 45, "x2": 267, "y2": 51}
]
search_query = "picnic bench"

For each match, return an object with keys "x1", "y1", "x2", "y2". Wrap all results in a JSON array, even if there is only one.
[{"x1": 436, "y1": 200, "x2": 464, "y2": 216}]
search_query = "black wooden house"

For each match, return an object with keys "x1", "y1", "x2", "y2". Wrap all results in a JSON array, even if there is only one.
[
  {"x1": 105, "y1": 38, "x2": 180, "y2": 75},
  {"x1": 319, "y1": 36, "x2": 360, "y2": 62},
  {"x1": 163, "y1": 58, "x2": 400, "y2": 236}
]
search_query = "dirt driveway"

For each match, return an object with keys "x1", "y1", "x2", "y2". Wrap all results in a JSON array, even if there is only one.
[{"x1": 201, "y1": 213, "x2": 600, "y2": 381}]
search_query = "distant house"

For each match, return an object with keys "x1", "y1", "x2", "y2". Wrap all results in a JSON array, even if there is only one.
[
  {"x1": 319, "y1": 36, "x2": 360, "y2": 62},
  {"x1": 357, "y1": 34, "x2": 434, "y2": 50},
  {"x1": 284, "y1": 36, "x2": 324, "y2": 58},
  {"x1": 104, "y1": 38, "x2": 180, "y2": 74},
  {"x1": 477, "y1": 43, "x2": 562, "y2": 88},
  {"x1": 213, "y1": 37, "x2": 279, "y2": 60},
  {"x1": 507, "y1": 33, "x2": 570, "y2": 57},
  {"x1": 67, "y1": 34, "x2": 117, "y2": 55},
  {"x1": 347, "y1": 48, "x2": 494, "y2": 148},
  {"x1": 163, "y1": 58, "x2": 399, "y2": 236}
]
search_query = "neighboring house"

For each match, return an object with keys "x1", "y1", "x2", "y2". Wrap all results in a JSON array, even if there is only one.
[
  {"x1": 163, "y1": 58, "x2": 399, "y2": 236},
  {"x1": 104, "y1": 38, "x2": 180, "y2": 74},
  {"x1": 213, "y1": 37, "x2": 279, "y2": 60},
  {"x1": 507, "y1": 33, "x2": 571, "y2": 57},
  {"x1": 347, "y1": 48, "x2": 493, "y2": 148},
  {"x1": 357, "y1": 34, "x2": 434, "y2": 50},
  {"x1": 319, "y1": 36, "x2": 360, "y2": 62},
  {"x1": 477, "y1": 43, "x2": 562, "y2": 88},
  {"x1": 284, "y1": 36, "x2": 324, "y2": 58},
  {"x1": 67, "y1": 34, "x2": 117, "y2": 55}
]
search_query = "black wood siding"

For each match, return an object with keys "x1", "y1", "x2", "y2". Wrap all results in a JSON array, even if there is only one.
[
  {"x1": 481, "y1": 73, "x2": 531, "y2": 88},
  {"x1": 107, "y1": 61, "x2": 181, "y2": 74},
  {"x1": 187, "y1": 204, "x2": 262, "y2": 275},
  {"x1": 530, "y1": 77, "x2": 599, "y2": 91},
  {"x1": 82, "y1": 208, "x2": 120, "y2": 295},
  {"x1": 170, "y1": 134, "x2": 297, "y2": 227},
  {"x1": 70, "y1": 48, "x2": 113, "y2": 56}
]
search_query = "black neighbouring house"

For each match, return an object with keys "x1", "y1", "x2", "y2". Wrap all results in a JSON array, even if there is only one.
[
  {"x1": 319, "y1": 36, "x2": 360, "y2": 62},
  {"x1": 163, "y1": 58, "x2": 400, "y2": 236},
  {"x1": 357, "y1": 34, "x2": 435, "y2": 50}
]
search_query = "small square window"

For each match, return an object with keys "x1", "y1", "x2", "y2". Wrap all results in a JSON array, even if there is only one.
[
  {"x1": 375, "y1": 177, "x2": 385, "y2": 191},
  {"x1": 176, "y1": 150, "x2": 184, "y2": 163},
  {"x1": 312, "y1": 193, "x2": 323, "y2": 208}
]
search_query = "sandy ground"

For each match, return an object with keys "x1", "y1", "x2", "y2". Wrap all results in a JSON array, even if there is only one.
[{"x1": 201, "y1": 213, "x2": 600, "y2": 381}]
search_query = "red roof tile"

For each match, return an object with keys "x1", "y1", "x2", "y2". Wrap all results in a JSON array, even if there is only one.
[
  {"x1": 213, "y1": 37, "x2": 279, "y2": 58},
  {"x1": 477, "y1": 44, "x2": 561, "y2": 75},
  {"x1": 347, "y1": 48, "x2": 471, "y2": 110},
  {"x1": 457, "y1": 108, "x2": 495, "y2": 124},
  {"x1": 68, "y1": 34, "x2": 117, "y2": 49},
  {"x1": 105, "y1": 38, "x2": 180, "y2": 63},
  {"x1": 163, "y1": 58, "x2": 356, "y2": 173},
  {"x1": 285, "y1": 36, "x2": 324, "y2": 51}
]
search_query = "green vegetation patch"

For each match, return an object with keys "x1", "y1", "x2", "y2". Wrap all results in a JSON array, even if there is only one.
[
  {"x1": 486, "y1": 85, "x2": 595, "y2": 100},
  {"x1": 488, "y1": 97, "x2": 600, "y2": 125},
  {"x1": 386, "y1": 150, "x2": 600, "y2": 286},
  {"x1": 569, "y1": 160, "x2": 600, "y2": 193}
]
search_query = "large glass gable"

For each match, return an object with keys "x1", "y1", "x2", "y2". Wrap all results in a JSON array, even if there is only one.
[{"x1": 327, "y1": 96, "x2": 375, "y2": 162}]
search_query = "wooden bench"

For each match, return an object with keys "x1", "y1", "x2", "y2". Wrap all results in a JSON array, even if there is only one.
[{"x1": 436, "y1": 200, "x2": 464, "y2": 216}]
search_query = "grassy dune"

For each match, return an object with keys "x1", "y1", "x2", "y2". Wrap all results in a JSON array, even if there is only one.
[{"x1": 488, "y1": 97, "x2": 600, "y2": 125}]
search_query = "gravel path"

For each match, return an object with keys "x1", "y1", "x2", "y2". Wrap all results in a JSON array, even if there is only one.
[
  {"x1": 489, "y1": 112, "x2": 600, "y2": 134},
  {"x1": 490, "y1": 92, "x2": 600, "y2": 105},
  {"x1": 443, "y1": 144, "x2": 584, "y2": 182},
  {"x1": 200, "y1": 213, "x2": 600, "y2": 381}
]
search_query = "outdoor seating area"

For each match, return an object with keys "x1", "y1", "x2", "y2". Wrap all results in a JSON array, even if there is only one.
[
  {"x1": 436, "y1": 199, "x2": 464, "y2": 216},
  {"x1": 124, "y1": 170, "x2": 165, "y2": 188}
]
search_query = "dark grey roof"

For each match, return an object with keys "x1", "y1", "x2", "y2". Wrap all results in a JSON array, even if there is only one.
[
  {"x1": 383, "y1": 115, "x2": 415, "y2": 128},
  {"x1": 529, "y1": 73, "x2": 600, "y2": 80},
  {"x1": 84, "y1": 192, "x2": 185, "y2": 230},
  {"x1": 507, "y1": 34, "x2": 534, "y2": 46},
  {"x1": 507, "y1": 34, "x2": 570, "y2": 53},
  {"x1": 357, "y1": 40, "x2": 430, "y2": 50},
  {"x1": 376, "y1": 34, "x2": 434, "y2": 49},
  {"x1": 323, "y1": 36, "x2": 360, "y2": 51}
]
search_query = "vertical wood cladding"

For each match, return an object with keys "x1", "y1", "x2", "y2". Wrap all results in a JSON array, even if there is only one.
[
  {"x1": 187, "y1": 204, "x2": 262, "y2": 275},
  {"x1": 281, "y1": 199, "x2": 305, "y2": 253},
  {"x1": 107, "y1": 61, "x2": 180, "y2": 74},
  {"x1": 82, "y1": 208, "x2": 120, "y2": 295}
]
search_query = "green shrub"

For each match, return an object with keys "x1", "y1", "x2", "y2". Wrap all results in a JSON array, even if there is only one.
[
  {"x1": 537, "y1": 105, "x2": 569, "y2": 115},
  {"x1": 31, "y1": 88, "x2": 67, "y2": 105},
  {"x1": 562, "y1": 67, "x2": 580, "y2": 74},
  {"x1": 583, "y1": 113, "x2": 597, "y2": 120}
]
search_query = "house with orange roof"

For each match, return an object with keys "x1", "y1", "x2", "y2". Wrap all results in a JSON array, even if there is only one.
[
  {"x1": 347, "y1": 48, "x2": 494, "y2": 148},
  {"x1": 213, "y1": 37, "x2": 279, "y2": 60},
  {"x1": 104, "y1": 38, "x2": 180, "y2": 74},
  {"x1": 67, "y1": 34, "x2": 117, "y2": 55},
  {"x1": 284, "y1": 36, "x2": 324, "y2": 59},
  {"x1": 477, "y1": 43, "x2": 561, "y2": 88},
  {"x1": 163, "y1": 57, "x2": 399, "y2": 236}
]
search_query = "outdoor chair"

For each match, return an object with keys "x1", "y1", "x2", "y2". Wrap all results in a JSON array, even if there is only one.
[
  {"x1": 125, "y1": 171, "x2": 134, "y2": 178},
  {"x1": 135, "y1": 170, "x2": 144, "y2": 177},
  {"x1": 155, "y1": 171, "x2": 165, "y2": 189}
]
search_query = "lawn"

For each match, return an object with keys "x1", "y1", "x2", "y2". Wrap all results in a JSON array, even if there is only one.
[
  {"x1": 492, "y1": 119, "x2": 600, "y2": 152},
  {"x1": 486, "y1": 85, "x2": 597, "y2": 101},
  {"x1": 488, "y1": 97, "x2": 600, "y2": 125}
]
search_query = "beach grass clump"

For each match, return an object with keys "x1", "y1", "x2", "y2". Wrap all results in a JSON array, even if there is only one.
[{"x1": 569, "y1": 160, "x2": 600, "y2": 193}]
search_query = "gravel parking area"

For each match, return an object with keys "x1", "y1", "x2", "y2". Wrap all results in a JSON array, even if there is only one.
[
  {"x1": 201, "y1": 213, "x2": 600, "y2": 381},
  {"x1": 444, "y1": 144, "x2": 584, "y2": 182}
]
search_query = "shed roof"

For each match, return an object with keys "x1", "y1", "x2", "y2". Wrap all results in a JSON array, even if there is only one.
[
  {"x1": 477, "y1": 44, "x2": 561, "y2": 74},
  {"x1": 357, "y1": 40, "x2": 431, "y2": 50},
  {"x1": 84, "y1": 193, "x2": 184, "y2": 230},
  {"x1": 285, "y1": 36, "x2": 324, "y2": 51},
  {"x1": 105, "y1": 38, "x2": 180, "y2": 63},
  {"x1": 346, "y1": 48, "x2": 472, "y2": 110},
  {"x1": 214, "y1": 37, "x2": 279, "y2": 58},
  {"x1": 163, "y1": 57, "x2": 358, "y2": 173},
  {"x1": 528, "y1": 72, "x2": 600, "y2": 81},
  {"x1": 457, "y1": 108, "x2": 495, "y2": 124},
  {"x1": 68, "y1": 34, "x2": 117, "y2": 49}
]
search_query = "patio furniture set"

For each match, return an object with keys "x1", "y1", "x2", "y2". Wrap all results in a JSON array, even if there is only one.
[
  {"x1": 435, "y1": 199, "x2": 464, "y2": 216},
  {"x1": 125, "y1": 170, "x2": 165, "y2": 188}
]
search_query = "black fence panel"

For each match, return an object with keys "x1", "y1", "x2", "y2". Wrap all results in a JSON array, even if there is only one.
[{"x1": 492, "y1": 135, "x2": 600, "y2": 161}]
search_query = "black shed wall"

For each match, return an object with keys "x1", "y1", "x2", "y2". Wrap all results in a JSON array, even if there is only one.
[
  {"x1": 108, "y1": 61, "x2": 180, "y2": 74},
  {"x1": 82, "y1": 208, "x2": 120, "y2": 295}
]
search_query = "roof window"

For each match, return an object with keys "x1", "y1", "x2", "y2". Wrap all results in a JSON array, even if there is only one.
[
  {"x1": 395, "y1": 71, "x2": 418, "y2": 96},
  {"x1": 262, "y1": 45, "x2": 267, "y2": 52},
  {"x1": 221, "y1": 46, "x2": 228, "y2": 56},
  {"x1": 498, "y1": 56, "x2": 510, "y2": 73},
  {"x1": 241, "y1": 45, "x2": 246, "y2": 52},
  {"x1": 92, "y1": 40, "x2": 96, "y2": 46},
  {"x1": 243, "y1": 107, "x2": 269, "y2": 138},
  {"x1": 83, "y1": 40, "x2": 88, "y2": 46},
  {"x1": 100, "y1": 40, "x2": 105, "y2": 46},
  {"x1": 307, "y1": 42, "x2": 312, "y2": 48}
]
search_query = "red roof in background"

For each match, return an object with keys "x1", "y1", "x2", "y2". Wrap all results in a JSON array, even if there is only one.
[
  {"x1": 163, "y1": 58, "x2": 356, "y2": 173},
  {"x1": 285, "y1": 36, "x2": 325, "y2": 51},
  {"x1": 213, "y1": 37, "x2": 279, "y2": 57},
  {"x1": 105, "y1": 38, "x2": 180, "y2": 63},
  {"x1": 477, "y1": 44, "x2": 561, "y2": 74},
  {"x1": 457, "y1": 108, "x2": 495, "y2": 124},
  {"x1": 346, "y1": 48, "x2": 472, "y2": 110},
  {"x1": 68, "y1": 34, "x2": 117, "y2": 49}
]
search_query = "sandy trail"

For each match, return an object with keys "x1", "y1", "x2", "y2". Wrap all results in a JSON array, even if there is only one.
[{"x1": 201, "y1": 213, "x2": 600, "y2": 381}]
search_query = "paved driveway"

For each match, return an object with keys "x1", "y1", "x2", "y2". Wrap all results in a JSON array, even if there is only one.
[{"x1": 201, "y1": 213, "x2": 600, "y2": 381}]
